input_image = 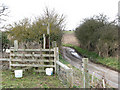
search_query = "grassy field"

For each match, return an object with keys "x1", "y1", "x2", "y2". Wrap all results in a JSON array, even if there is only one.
[
  {"x1": 62, "y1": 31, "x2": 79, "y2": 46},
  {"x1": 2, "y1": 69, "x2": 65, "y2": 88},
  {"x1": 63, "y1": 44, "x2": 119, "y2": 71},
  {"x1": 63, "y1": 30, "x2": 74, "y2": 34}
]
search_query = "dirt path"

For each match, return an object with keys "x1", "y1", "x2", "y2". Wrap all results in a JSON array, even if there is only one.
[{"x1": 62, "y1": 47, "x2": 119, "y2": 88}]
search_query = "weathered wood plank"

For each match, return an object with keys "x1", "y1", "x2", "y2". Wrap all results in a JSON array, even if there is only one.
[
  {"x1": 11, "y1": 64, "x2": 55, "y2": 67},
  {"x1": 52, "y1": 41, "x2": 56, "y2": 48},
  {"x1": 10, "y1": 54, "x2": 54, "y2": 57},
  {"x1": 43, "y1": 34, "x2": 46, "y2": 49},
  {"x1": 14, "y1": 40, "x2": 18, "y2": 50},
  {"x1": 10, "y1": 49, "x2": 54, "y2": 52},
  {"x1": 54, "y1": 47, "x2": 57, "y2": 73},
  {"x1": 11, "y1": 59, "x2": 54, "y2": 62},
  {"x1": 0, "y1": 58, "x2": 9, "y2": 61},
  {"x1": 9, "y1": 49, "x2": 12, "y2": 69},
  {"x1": 57, "y1": 47, "x2": 59, "y2": 61},
  {"x1": 56, "y1": 61, "x2": 70, "y2": 70},
  {"x1": 82, "y1": 58, "x2": 89, "y2": 88}
]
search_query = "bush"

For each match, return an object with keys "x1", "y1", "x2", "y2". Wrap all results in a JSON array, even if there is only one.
[
  {"x1": 7, "y1": 8, "x2": 65, "y2": 47},
  {"x1": 75, "y1": 14, "x2": 118, "y2": 57}
]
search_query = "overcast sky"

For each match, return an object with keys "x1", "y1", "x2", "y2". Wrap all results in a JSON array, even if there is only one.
[{"x1": 0, "y1": 0, "x2": 119, "y2": 30}]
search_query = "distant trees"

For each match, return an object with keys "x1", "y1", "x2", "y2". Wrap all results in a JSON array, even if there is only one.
[
  {"x1": 7, "y1": 8, "x2": 65, "y2": 47},
  {"x1": 75, "y1": 14, "x2": 118, "y2": 57}
]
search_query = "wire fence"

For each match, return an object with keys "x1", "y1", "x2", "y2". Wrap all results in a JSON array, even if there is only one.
[
  {"x1": 56, "y1": 61, "x2": 73, "y2": 87},
  {"x1": 0, "y1": 39, "x2": 113, "y2": 88},
  {"x1": 56, "y1": 58, "x2": 111, "y2": 88},
  {"x1": 72, "y1": 68, "x2": 109, "y2": 88}
]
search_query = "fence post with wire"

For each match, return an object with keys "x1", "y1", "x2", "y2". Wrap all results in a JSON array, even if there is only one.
[{"x1": 82, "y1": 58, "x2": 89, "y2": 88}]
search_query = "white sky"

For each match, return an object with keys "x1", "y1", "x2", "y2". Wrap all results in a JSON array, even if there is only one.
[{"x1": 0, "y1": 0, "x2": 119, "y2": 30}]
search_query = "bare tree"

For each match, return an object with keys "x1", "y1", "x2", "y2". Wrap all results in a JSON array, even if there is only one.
[
  {"x1": 0, "y1": 4, "x2": 9, "y2": 57},
  {"x1": 0, "y1": 4, "x2": 8, "y2": 29}
]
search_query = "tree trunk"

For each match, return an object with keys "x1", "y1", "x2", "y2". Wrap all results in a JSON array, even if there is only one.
[{"x1": 96, "y1": 45, "x2": 101, "y2": 56}]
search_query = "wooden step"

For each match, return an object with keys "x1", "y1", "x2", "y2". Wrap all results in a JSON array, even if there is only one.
[
  {"x1": 10, "y1": 49, "x2": 54, "y2": 52},
  {"x1": 10, "y1": 54, "x2": 54, "y2": 57},
  {"x1": 11, "y1": 64, "x2": 55, "y2": 67},
  {"x1": 11, "y1": 59, "x2": 54, "y2": 62}
]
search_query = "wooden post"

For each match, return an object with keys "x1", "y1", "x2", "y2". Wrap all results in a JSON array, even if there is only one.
[
  {"x1": 32, "y1": 52, "x2": 35, "y2": 59},
  {"x1": 9, "y1": 47, "x2": 14, "y2": 69},
  {"x1": 52, "y1": 41, "x2": 56, "y2": 48},
  {"x1": 9, "y1": 49, "x2": 11, "y2": 69},
  {"x1": 92, "y1": 72, "x2": 95, "y2": 84},
  {"x1": 82, "y1": 58, "x2": 89, "y2": 88},
  {"x1": 102, "y1": 78, "x2": 105, "y2": 88},
  {"x1": 43, "y1": 34, "x2": 46, "y2": 49},
  {"x1": 56, "y1": 47, "x2": 60, "y2": 76},
  {"x1": 14, "y1": 40, "x2": 18, "y2": 60},
  {"x1": 46, "y1": 35, "x2": 49, "y2": 49},
  {"x1": 9, "y1": 40, "x2": 18, "y2": 70},
  {"x1": 54, "y1": 46, "x2": 59, "y2": 74},
  {"x1": 54, "y1": 47, "x2": 57, "y2": 73},
  {"x1": 56, "y1": 47, "x2": 59, "y2": 61},
  {"x1": 14, "y1": 40, "x2": 18, "y2": 51},
  {"x1": 54, "y1": 47, "x2": 59, "y2": 74}
]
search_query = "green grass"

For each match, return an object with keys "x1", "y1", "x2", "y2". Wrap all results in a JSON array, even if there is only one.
[
  {"x1": 63, "y1": 30, "x2": 74, "y2": 34},
  {"x1": 2, "y1": 69, "x2": 65, "y2": 88},
  {"x1": 59, "y1": 54, "x2": 69, "y2": 65},
  {"x1": 63, "y1": 44, "x2": 119, "y2": 71},
  {"x1": 97, "y1": 57, "x2": 119, "y2": 70},
  {"x1": 59, "y1": 53, "x2": 112, "y2": 88}
]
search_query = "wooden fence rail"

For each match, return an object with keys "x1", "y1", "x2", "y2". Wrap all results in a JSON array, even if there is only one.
[
  {"x1": 10, "y1": 49, "x2": 54, "y2": 52},
  {"x1": 9, "y1": 40, "x2": 59, "y2": 73},
  {"x1": 56, "y1": 61, "x2": 73, "y2": 87}
]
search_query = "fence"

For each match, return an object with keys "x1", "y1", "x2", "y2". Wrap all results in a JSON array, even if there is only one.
[
  {"x1": 56, "y1": 61, "x2": 73, "y2": 87},
  {"x1": 1, "y1": 39, "x2": 110, "y2": 88},
  {"x1": 1, "y1": 40, "x2": 74, "y2": 87},
  {"x1": 58, "y1": 54, "x2": 110, "y2": 88},
  {"x1": 70, "y1": 58, "x2": 89, "y2": 88},
  {"x1": 9, "y1": 40, "x2": 59, "y2": 73},
  {"x1": 71, "y1": 58, "x2": 109, "y2": 88}
]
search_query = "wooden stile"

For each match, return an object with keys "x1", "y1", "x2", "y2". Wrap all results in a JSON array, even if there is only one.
[{"x1": 9, "y1": 40, "x2": 58, "y2": 73}]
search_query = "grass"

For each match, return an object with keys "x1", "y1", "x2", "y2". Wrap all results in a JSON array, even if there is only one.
[
  {"x1": 63, "y1": 30, "x2": 74, "y2": 34},
  {"x1": 63, "y1": 44, "x2": 119, "y2": 71},
  {"x1": 59, "y1": 54, "x2": 112, "y2": 88},
  {"x1": 59, "y1": 54, "x2": 69, "y2": 65},
  {"x1": 97, "y1": 57, "x2": 119, "y2": 70},
  {"x1": 2, "y1": 69, "x2": 65, "y2": 88}
]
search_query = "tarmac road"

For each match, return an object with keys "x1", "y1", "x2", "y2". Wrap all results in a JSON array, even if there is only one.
[{"x1": 62, "y1": 47, "x2": 119, "y2": 88}]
